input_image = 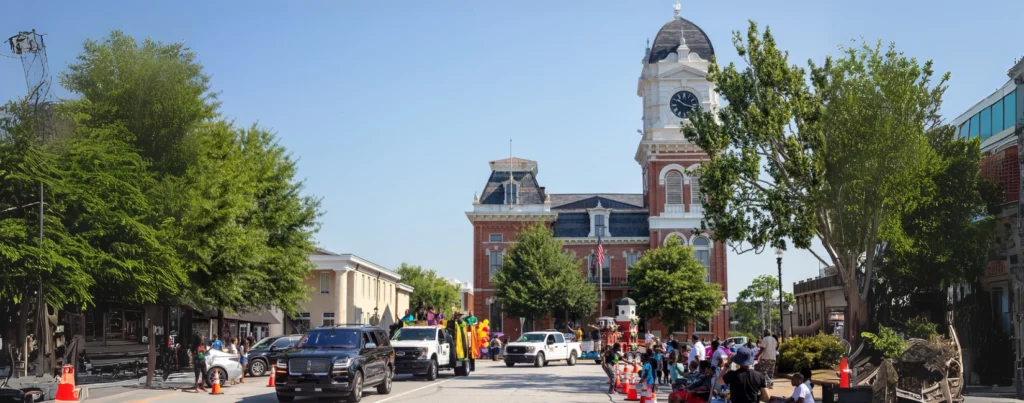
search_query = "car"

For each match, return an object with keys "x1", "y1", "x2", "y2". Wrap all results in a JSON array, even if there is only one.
[
  {"x1": 390, "y1": 326, "x2": 471, "y2": 380},
  {"x1": 274, "y1": 326, "x2": 394, "y2": 403},
  {"x1": 503, "y1": 331, "x2": 582, "y2": 368},
  {"x1": 205, "y1": 348, "x2": 244, "y2": 387},
  {"x1": 246, "y1": 335, "x2": 302, "y2": 377}
]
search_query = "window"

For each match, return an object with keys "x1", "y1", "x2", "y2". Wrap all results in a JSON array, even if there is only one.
[
  {"x1": 626, "y1": 253, "x2": 639, "y2": 269},
  {"x1": 993, "y1": 98, "x2": 1005, "y2": 133},
  {"x1": 1005, "y1": 91, "x2": 1017, "y2": 130},
  {"x1": 322, "y1": 312, "x2": 335, "y2": 327},
  {"x1": 489, "y1": 233, "x2": 503, "y2": 242},
  {"x1": 594, "y1": 214, "x2": 606, "y2": 236},
  {"x1": 319, "y1": 272, "x2": 330, "y2": 294},
  {"x1": 293, "y1": 313, "x2": 311, "y2": 334},
  {"x1": 666, "y1": 171, "x2": 683, "y2": 204},
  {"x1": 554, "y1": 333, "x2": 565, "y2": 343},
  {"x1": 970, "y1": 114, "x2": 980, "y2": 138},
  {"x1": 959, "y1": 122, "x2": 969, "y2": 138},
  {"x1": 690, "y1": 175, "x2": 702, "y2": 205},
  {"x1": 693, "y1": 237, "x2": 711, "y2": 282},
  {"x1": 489, "y1": 250, "x2": 503, "y2": 277},
  {"x1": 588, "y1": 254, "x2": 611, "y2": 283},
  {"x1": 505, "y1": 182, "x2": 519, "y2": 204},
  {"x1": 271, "y1": 337, "x2": 293, "y2": 349},
  {"x1": 490, "y1": 302, "x2": 503, "y2": 332},
  {"x1": 695, "y1": 319, "x2": 710, "y2": 333},
  {"x1": 981, "y1": 106, "x2": 992, "y2": 140},
  {"x1": 523, "y1": 318, "x2": 536, "y2": 333}
]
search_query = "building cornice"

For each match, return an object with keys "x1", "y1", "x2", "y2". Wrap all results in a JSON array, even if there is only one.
[
  {"x1": 559, "y1": 237, "x2": 650, "y2": 245},
  {"x1": 466, "y1": 211, "x2": 558, "y2": 222}
]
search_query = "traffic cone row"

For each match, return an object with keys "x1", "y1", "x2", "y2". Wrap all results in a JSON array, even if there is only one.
[
  {"x1": 638, "y1": 382, "x2": 656, "y2": 403},
  {"x1": 625, "y1": 380, "x2": 640, "y2": 401},
  {"x1": 55, "y1": 365, "x2": 80, "y2": 403}
]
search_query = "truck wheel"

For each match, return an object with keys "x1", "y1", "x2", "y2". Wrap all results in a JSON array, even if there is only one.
[
  {"x1": 594, "y1": 360, "x2": 602, "y2": 365},
  {"x1": 425, "y1": 360, "x2": 438, "y2": 381},
  {"x1": 347, "y1": 370, "x2": 363, "y2": 402},
  {"x1": 249, "y1": 359, "x2": 267, "y2": 377},
  {"x1": 376, "y1": 366, "x2": 393, "y2": 394},
  {"x1": 276, "y1": 393, "x2": 295, "y2": 402},
  {"x1": 567, "y1": 351, "x2": 577, "y2": 366},
  {"x1": 454, "y1": 364, "x2": 465, "y2": 376},
  {"x1": 505, "y1": 361, "x2": 515, "y2": 367},
  {"x1": 534, "y1": 353, "x2": 545, "y2": 368}
]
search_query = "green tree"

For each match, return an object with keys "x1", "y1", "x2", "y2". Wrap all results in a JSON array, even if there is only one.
[
  {"x1": 627, "y1": 235, "x2": 722, "y2": 332},
  {"x1": 493, "y1": 222, "x2": 596, "y2": 324},
  {"x1": 684, "y1": 22, "x2": 946, "y2": 337},
  {"x1": 735, "y1": 275, "x2": 795, "y2": 334},
  {"x1": 396, "y1": 263, "x2": 461, "y2": 317}
]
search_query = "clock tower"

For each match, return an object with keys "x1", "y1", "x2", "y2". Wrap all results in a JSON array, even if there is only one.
[{"x1": 637, "y1": 1, "x2": 719, "y2": 244}]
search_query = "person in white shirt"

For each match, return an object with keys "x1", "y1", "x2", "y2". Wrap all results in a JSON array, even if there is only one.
[
  {"x1": 645, "y1": 331, "x2": 655, "y2": 346},
  {"x1": 785, "y1": 373, "x2": 813, "y2": 403},
  {"x1": 688, "y1": 334, "x2": 706, "y2": 366},
  {"x1": 757, "y1": 329, "x2": 779, "y2": 380}
]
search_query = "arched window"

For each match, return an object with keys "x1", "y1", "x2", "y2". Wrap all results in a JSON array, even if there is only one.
[
  {"x1": 690, "y1": 174, "x2": 702, "y2": 206},
  {"x1": 666, "y1": 171, "x2": 683, "y2": 204},
  {"x1": 693, "y1": 237, "x2": 711, "y2": 282},
  {"x1": 587, "y1": 254, "x2": 611, "y2": 284}
]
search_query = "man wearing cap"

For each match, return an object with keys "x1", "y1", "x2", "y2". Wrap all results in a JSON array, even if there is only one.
[{"x1": 718, "y1": 346, "x2": 769, "y2": 403}]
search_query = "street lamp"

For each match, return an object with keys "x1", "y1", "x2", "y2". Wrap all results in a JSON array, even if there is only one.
[
  {"x1": 788, "y1": 305, "x2": 794, "y2": 338},
  {"x1": 775, "y1": 248, "x2": 784, "y2": 342},
  {"x1": 721, "y1": 296, "x2": 729, "y2": 336}
]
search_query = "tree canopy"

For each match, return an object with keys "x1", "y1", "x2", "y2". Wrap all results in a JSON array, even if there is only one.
[
  {"x1": 627, "y1": 235, "x2": 722, "y2": 332},
  {"x1": 396, "y1": 263, "x2": 461, "y2": 317},
  {"x1": 493, "y1": 222, "x2": 596, "y2": 322},
  {"x1": 734, "y1": 274, "x2": 795, "y2": 335},
  {"x1": 684, "y1": 21, "x2": 950, "y2": 336}
]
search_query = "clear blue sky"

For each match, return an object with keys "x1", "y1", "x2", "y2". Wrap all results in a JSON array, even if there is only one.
[{"x1": 2, "y1": 1, "x2": 1021, "y2": 300}]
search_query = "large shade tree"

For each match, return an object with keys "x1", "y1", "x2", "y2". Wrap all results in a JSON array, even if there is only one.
[
  {"x1": 396, "y1": 263, "x2": 462, "y2": 317},
  {"x1": 493, "y1": 222, "x2": 596, "y2": 325},
  {"x1": 627, "y1": 235, "x2": 722, "y2": 333},
  {"x1": 684, "y1": 21, "x2": 947, "y2": 338}
]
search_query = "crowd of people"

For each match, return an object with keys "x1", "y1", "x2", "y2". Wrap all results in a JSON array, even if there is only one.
[
  {"x1": 601, "y1": 329, "x2": 812, "y2": 403},
  {"x1": 188, "y1": 332, "x2": 256, "y2": 393}
]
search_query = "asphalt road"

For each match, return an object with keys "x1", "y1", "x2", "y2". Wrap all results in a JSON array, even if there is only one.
[{"x1": 77, "y1": 360, "x2": 1017, "y2": 403}]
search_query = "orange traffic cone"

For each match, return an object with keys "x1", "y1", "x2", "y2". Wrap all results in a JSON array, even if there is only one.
[
  {"x1": 267, "y1": 361, "x2": 276, "y2": 387},
  {"x1": 614, "y1": 371, "x2": 621, "y2": 390},
  {"x1": 626, "y1": 381, "x2": 640, "y2": 401},
  {"x1": 55, "y1": 366, "x2": 79, "y2": 403},
  {"x1": 210, "y1": 370, "x2": 224, "y2": 395}
]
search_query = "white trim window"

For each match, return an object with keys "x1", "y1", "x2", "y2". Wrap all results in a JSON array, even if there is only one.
[
  {"x1": 322, "y1": 312, "x2": 335, "y2": 327},
  {"x1": 319, "y1": 272, "x2": 330, "y2": 294},
  {"x1": 666, "y1": 171, "x2": 684, "y2": 205},
  {"x1": 693, "y1": 237, "x2": 711, "y2": 282},
  {"x1": 626, "y1": 253, "x2": 640, "y2": 270},
  {"x1": 690, "y1": 174, "x2": 702, "y2": 206},
  {"x1": 489, "y1": 233, "x2": 503, "y2": 243},
  {"x1": 505, "y1": 182, "x2": 519, "y2": 204},
  {"x1": 489, "y1": 250, "x2": 503, "y2": 278}
]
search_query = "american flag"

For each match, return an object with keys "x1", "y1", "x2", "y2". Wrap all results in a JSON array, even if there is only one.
[{"x1": 596, "y1": 232, "x2": 605, "y2": 271}]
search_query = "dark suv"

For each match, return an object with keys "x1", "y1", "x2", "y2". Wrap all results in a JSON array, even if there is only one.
[{"x1": 274, "y1": 326, "x2": 394, "y2": 402}]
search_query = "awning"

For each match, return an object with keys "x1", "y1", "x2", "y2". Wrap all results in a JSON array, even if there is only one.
[{"x1": 223, "y1": 310, "x2": 281, "y2": 325}]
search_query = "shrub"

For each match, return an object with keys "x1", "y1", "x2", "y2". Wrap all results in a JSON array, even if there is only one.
[
  {"x1": 862, "y1": 325, "x2": 907, "y2": 359},
  {"x1": 777, "y1": 333, "x2": 846, "y2": 372},
  {"x1": 904, "y1": 317, "x2": 938, "y2": 340}
]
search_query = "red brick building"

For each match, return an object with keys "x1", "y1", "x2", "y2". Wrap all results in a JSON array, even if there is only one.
[{"x1": 466, "y1": 6, "x2": 728, "y2": 342}]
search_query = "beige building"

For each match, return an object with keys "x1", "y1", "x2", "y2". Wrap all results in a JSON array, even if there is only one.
[
  {"x1": 792, "y1": 267, "x2": 847, "y2": 338},
  {"x1": 446, "y1": 278, "x2": 474, "y2": 312},
  {"x1": 286, "y1": 249, "x2": 413, "y2": 333}
]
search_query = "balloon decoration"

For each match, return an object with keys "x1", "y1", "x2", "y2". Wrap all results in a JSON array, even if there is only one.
[{"x1": 477, "y1": 319, "x2": 491, "y2": 356}]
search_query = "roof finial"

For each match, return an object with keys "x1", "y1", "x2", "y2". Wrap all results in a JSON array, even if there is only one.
[{"x1": 673, "y1": 0, "x2": 681, "y2": 19}]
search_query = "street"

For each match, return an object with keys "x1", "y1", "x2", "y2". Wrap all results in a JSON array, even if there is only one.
[{"x1": 78, "y1": 360, "x2": 1015, "y2": 403}]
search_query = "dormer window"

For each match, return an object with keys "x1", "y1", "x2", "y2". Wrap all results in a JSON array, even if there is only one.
[
  {"x1": 594, "y1": 214, "x2": 606, "y2": 235},
  {"x1": 505, "y1": 182, "x2": 519, "y2": 204},
  {"x1": 588, "y1": 201, "x2": 612, "y2": 237}
]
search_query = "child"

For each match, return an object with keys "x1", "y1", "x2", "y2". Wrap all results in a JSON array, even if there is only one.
[
  {"x1": 642, "y1": 353, "x2": 657, "y2": 393},
  {"x1": 785, "y1": 373, "x2": 813, "y2": 403},
  {"x1": 653, "y1": 346, "x2": 665, "y2": 386}
]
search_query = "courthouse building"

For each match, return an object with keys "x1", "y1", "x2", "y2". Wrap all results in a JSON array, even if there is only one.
[{"x1": 467, "y1": 5, "x2": 728, "y2": 341}]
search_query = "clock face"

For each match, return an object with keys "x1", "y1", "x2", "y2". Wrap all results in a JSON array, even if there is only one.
[{"x1": 670, "y1": 91, "x2": 699, "y2": 118}]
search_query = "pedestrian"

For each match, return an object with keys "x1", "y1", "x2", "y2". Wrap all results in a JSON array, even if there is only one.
[
  {"x1": 718, "y1": 346, "x2": 769, "y2": 403},
  {"x1": 668, "y1": 340, "x2": 685, "y2": 385},
  {"x1": 645, "y1": 330, "x2": 655, "y2": 346},
  {"x1": 642, "y1": 352, "x2": 657, "y2": 394},
  {"x1": 756, "y1": 329, "x2": 779, "y2": 381},
  {"x1": 602, "y1": 343, "x2": 622, "y2": 394},
  {"x1": 653, "y1": 346, "x2": 665, "y2": 385},
  {"x1": 709, "y1": 339, "x2": 730, "y2": 385},
  {"x1": 228, "y1": 337, "x2": 244, "y2": 384},
  {"x1": 194, "y1": 344, "x2": 209, "y2": 392},
  {"x1": 402, "y1": 309, "x2": 415, "y2": 325},
  {"x1": 661, "y1": 345, "x2": 672, "y2": 385},
  {"x1": 784, "y1": 372, "x2": 813, "y2": 403},
  {"x1": 211, "y1": 334, "x2": 223, "y2": 352},
  {"x1": 489, "y1": 336, "x2": 502, "y2": 361},
  {"x1": 671, "y1": 360, "x2": 713, "y2": 403},
  {"x1": 688, "y1": 334, "x2": 706, "y2": 366}
]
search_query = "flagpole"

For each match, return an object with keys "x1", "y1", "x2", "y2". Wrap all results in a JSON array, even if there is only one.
[{"x1": 598, "y1": 232, "x2": 603, "y2": 322}]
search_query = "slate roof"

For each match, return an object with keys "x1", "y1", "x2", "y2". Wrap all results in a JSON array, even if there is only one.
[
  {"x1": 479, "y1": 170, "x2": 545, "y2": 205},
  {"x1": 550, "y1": 194, "x2": 644, "y2": 210},
  {"x1": 648, "y1": 17, "x2": 715, "y2": 63},
  {"x1": 551, "y1": 212, "x2": 650, "y2": 238}
]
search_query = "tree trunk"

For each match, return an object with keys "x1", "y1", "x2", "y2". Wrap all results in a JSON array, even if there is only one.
[
  {"x1": 146, "y1": 307, "x2": 155, "y2": 388},
  {"x1": 845, "y1": 281, "x2": 869, "y2": 342}
]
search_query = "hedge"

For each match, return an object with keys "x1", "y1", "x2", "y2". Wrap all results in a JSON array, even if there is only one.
[{"x1": 776, "y1": 333, "x2": 845, "y2": 373}]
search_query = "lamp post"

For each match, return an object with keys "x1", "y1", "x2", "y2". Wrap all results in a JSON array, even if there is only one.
[
  {"x1": 721, "y1": 296, "x2": 729, "y2": 336},
  {"x1": 775, "y1": 248, "x2": 784, "y2": 342},
  {"x1": 788, "y1": 305, "x2": 794, "y2": 338}
]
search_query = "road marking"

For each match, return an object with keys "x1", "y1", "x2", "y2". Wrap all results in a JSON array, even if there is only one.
[{"x1": 375, "y1": 377, "x2": 458, "y2": 403}]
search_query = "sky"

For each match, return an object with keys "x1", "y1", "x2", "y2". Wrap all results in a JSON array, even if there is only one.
[{"x1": 2, "y1": 0, "x2": 1022, "y2": 301}]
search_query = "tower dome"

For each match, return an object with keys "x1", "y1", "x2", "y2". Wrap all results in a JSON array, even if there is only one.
[{"x1": 647, "y1": 16, "x2": 715, "y2": 64}]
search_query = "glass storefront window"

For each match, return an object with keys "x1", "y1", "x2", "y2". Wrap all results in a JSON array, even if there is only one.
[
  {"x1": 971, "y1": 114, "x2": 980, "y2": 138},
  {"x1": 981, "y1": 107, "x2": 992, "y2": 140},
  {"x1": 1005, "y1": 91, "x2": 1017, "y2": 130},
  {"x1": 992, "y1": 99, "x2": 1004, "y2": 133}
]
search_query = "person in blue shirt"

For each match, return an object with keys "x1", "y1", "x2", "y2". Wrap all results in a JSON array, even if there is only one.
[
  {"x1": 642, "y1": 353, "x2": 657, "y2": 393},
  {"x1": 653, "y1": 346, "x2": 665, "y2": 385}
]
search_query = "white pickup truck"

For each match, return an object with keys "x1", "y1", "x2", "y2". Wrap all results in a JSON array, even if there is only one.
[
  {"x1": 503, "y1": 331, "x2": 582, "y2": 367},
  {"x1": 391, "y1": 326, "x2": 471, "y2": 380}
]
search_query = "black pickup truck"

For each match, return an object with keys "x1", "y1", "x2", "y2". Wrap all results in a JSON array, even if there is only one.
[{"x1": 273, "y1": 326, "x2": 394, "y2": 403}]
